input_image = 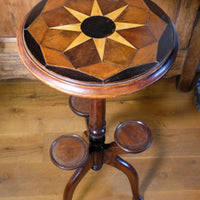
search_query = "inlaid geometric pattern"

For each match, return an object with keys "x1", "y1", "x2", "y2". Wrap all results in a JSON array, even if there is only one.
[{"x1": 25, "y1": 0, "x2": 170, "y2": 83}]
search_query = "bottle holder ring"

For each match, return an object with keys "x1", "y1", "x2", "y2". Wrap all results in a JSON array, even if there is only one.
[
  {"x1": 69, "y1": 96, "x2": 90, "y2": 117},
  {"x1": 114, "y1": 121, "x2": 152, "y2": 153},
  {"x1": 50, "y1": 135, "x2": 89, "y2": 170}
]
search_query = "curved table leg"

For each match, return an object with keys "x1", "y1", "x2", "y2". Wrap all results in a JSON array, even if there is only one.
[
  {"x1": 105, "y1": 150, "x2": 143, "y2": 200},
  {"x1": 63, "y1": 155, "x2": 93, "y2": 200}
]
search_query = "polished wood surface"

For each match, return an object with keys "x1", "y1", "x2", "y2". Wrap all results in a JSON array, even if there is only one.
[
  {"x1": 0, "y1": 78, "x2": 200, "y2": 200},
  {"x1": 51, "y1": 135, "x2": 88, "y2": 170},
  {"x1": 114, "y1": 121, "x2": 152, "y2": 153},
  {"x1": 53, "y1": 99, "x2": 148, "y2": 200},
  {"x1": 17, "y1": 0, "x2": 178, "y2": 98},
  {"x1": 69, "y1": 96, "x2": 90, "y2": 117}
]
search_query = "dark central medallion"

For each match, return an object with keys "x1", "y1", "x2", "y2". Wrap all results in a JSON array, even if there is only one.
[{"x1": 81, "y1": 16, "x2": 116, "y2": 38}]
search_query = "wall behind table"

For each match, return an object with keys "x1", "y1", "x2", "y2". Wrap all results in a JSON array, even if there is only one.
[
  {"x1": 0, "y1": 0, "x2": 199, "y2": 79},
  {"x1": 0, "y1": 0, "x2": 40, "y2": 36}
]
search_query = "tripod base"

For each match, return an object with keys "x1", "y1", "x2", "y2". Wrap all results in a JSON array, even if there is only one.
[
  {"x1": 62, "y1": 142, "x2": 144, "y2": 200},
  {"x1": 50, "y1": 96, "x2": 152, "y2": 200}
]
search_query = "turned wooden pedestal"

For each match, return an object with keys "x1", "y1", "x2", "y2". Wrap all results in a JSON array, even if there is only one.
[
  {"x1": 52, "y1": 97, "x2": 152, "y2": 200},
  {"x1": 17, "y1": 0, "x2": 178, "y2": 199}
]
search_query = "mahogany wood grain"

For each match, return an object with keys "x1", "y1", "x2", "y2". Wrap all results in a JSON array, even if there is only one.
[
  {"x1": 64, "y1": 0, "x2": 93, "y2": 15},
  {"x1": 63, "y1": 155, "x2": 93, "y2": 200},
  {"x1": 103, "y1": 38, "x2": 136, "y2": 66},
  {"x1": 43, "y1": 7, "x2": 80, "y2": 27},
  {"x1": 115, "y1": 6, "x2": 149, "y2": 24},
  {"x1": 114, "y1": 121, "x2": 152, "y2": 153},
  {"x1": 97, "y1": 0, "x2": 127, "y2": 15},
  {"x1": 43, "y1": 0, "x2": 67, "y2": 12},
  {"x1": 64, "y1": 39, "x2": 101, "y2": 69},
  {"x1": 27, "y1": 16, "x2": 48, "y2": 44},
  {"x1": 69, "y1": 96, "x2": 90, "y2": 117},
  {"x1": 89, "y1": 99, "x2": 106, "y2": 141},
  {"x1": 104, "y1": 155, "x2": 143, "y2": 200},
  {"x1": 50, "y1": 135, "x2": 89, "y2": 170},
  {"x1": 79, "y1": 63, "x2": 125, "y2": 80},
  {"x1": 41, "y1": 30, "x2": 80, "y2": 52}
]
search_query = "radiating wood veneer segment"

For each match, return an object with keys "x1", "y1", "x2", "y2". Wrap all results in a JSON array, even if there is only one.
[
  {"x1": 97, "y1": 0, "x2": 127, "y2": 15},
  {"x1": 125, "y1": 0, "x2": 149, "y2": 10},
  {"x1": 40, "y1": 46, "x2": 74, "y2": 69},
  {"x1": 79, "y1": 63, "x2": 125, "y2": 80},
  {"x1": 148, "y1": 12, "x2": 167, "y2": 40},
  {"x1": 41, "y1": 30, "x2": 80, "y2": 52},
  {"x1": 118, "y1": 26, "x2": 157, "y2": 49},
  {"x1": 0, "y1": 78, "x2": 200, "y2": 199},
  {"x1": 64, "y1": 0, "x2": 94, "y2": 15},
  {"x1": 104, "y1": 39, "x2": 136, "y2": 66},
  {"x1": 115, "y1": 6, "x2": 149, "y2": 24},
  {"x1": 43, "y1": 0, "x2": 66, "y2": 12},
  {"x1": 27, "y1": 16, "x2": 48, "y2": 44},
  {"x1": 64, "y1": 39, "x2": 101, "y2": 69},
  {"x1": 130, "y1": 42, "x2": 158, "y2": 66},
  {"x1": 42, "y1": 7, "x2": 80, "y2": 27}
]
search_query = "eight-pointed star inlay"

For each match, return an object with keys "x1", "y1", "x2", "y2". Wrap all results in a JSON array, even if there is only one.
[{"x1": 50, "y1": 0, "x2": 144, "y2": 60}]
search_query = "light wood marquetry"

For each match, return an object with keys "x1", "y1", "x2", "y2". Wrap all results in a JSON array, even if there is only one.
[
  {"x1": 108, "y1": 32, "x2": 136, "y2": 49},
  {"x1": 115, "y1": 22, "x2": 145, "y2": 30},
  {"x1": 64, "y1": 6, "x2": 89, "y2": 22},
  {"x1": 50, "y1": 24, "x2": 82, "y2": 32},
  {"x1": 93, "y1": 38, "x2": 106, "y2": 61},
  {"x1": 91, "y1": 0, "x2": 103, "y2": 16},
  {"x1": 64, "y1": 33, "x2": 91, "y2": 52},
  {"x1": 105, "y1": 5, "x2": 128, "y2": 21}
]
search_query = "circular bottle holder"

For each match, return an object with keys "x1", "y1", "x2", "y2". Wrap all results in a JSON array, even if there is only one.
[
  {"x1": 50, "y1": 135, "x2": 89, "y2": 170},
  {"x1": 114, "y1": 121, "x2": 152, "y2": 153},
  {"x1": 69, "y1": 96, "x2": 90, "y2": 117}
]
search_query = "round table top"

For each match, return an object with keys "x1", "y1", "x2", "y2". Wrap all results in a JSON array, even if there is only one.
[{"x1": 17, "y1": 0, "x2": 178, "y2": 98}]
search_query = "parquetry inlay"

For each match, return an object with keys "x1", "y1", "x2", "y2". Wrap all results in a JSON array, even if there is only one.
[{"x1": 26, "y1": 0, "x2": 168, "y2": 81}]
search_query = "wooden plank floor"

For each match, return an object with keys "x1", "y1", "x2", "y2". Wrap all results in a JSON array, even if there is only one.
[{"x1": 0, "y1": 77, "x2": 200, "y2": 200}]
